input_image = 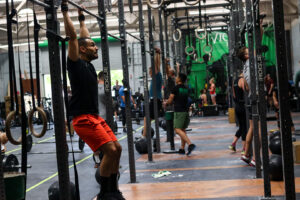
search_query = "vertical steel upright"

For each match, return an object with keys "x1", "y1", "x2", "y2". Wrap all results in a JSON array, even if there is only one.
[
  {"x1": 158, "y1": 0, "x2": 166, "y2": 85},
  {"x1": 117, "y1": 0, "x2": 136, "y2": 183},
  {"x1": 164, "y1": 8, "x2": 170, "y2": 58},
  {"x1": 252, "y1": 0, "x2": 271, "y2": 197},
  {"x1": 245, "y1": 0, "x2": 262, "y2": 178},
  {"x1": 272, "y1": 0, "x2": 296, "y2": 199},
  {"x1": 45, "y1": 0, "x2": 71, "y2": 199},
  {"x1": 98, "y1": 1, "x2": 114, "y2": 130},
  {"x1": 0, "y1": 148, "x2": 4, "y2": 200},
  {"x1": 138, "y1": 0, "x2": 153, "y2": 161},
  {"x1": 147, "y1": 6, "x2": 161, "y2": 153}
]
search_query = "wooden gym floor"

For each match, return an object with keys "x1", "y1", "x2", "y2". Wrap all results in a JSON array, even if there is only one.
[{"x1": 5, "y1": 112, "x2": 300, "y2": 199}]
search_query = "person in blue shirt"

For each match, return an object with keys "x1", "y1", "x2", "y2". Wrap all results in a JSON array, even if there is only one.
[
  {"x1": 119, "y1": 80, "x2": 136, "y2": 132},
  {"x1": 142, "y1": 47, "x2": 163, "y2": 137}
]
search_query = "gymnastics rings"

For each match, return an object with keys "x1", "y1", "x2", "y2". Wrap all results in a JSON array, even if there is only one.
[
  {"x1": 183, "y1": 0, "x2": 200, "y2": 5},
  {"x1": 203, "y1": 44, "x2": 213, "y2": 54},
  {"x1": 173, "y1": 28, "x2": 182, "y2": 42},
  {"x1": 5, "y1": 111, "x2": 22, "y2": 145},
  {"x1": 185, "y1": 46, "x2": 195, "y2": 56},
  {"x1": 28, "y1": 107, "x2": 47, "y2": 138},
  {"x1": 146, "y1": 0, "x2": 164, "y2": 9},
  {"x1": 195, "y1": 27, "x2": 207, "y2": 40}
]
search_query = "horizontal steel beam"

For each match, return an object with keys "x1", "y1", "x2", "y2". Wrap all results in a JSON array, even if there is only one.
[
  {"x1": 174, "y1": 13, "x2": 230, "y2": 21},
  {"x1": 165, "y1": 3, "x2": 231, "y2": 12},
  {"x1": 27, "y1": 0, "x2": 51, "y2": 9}
]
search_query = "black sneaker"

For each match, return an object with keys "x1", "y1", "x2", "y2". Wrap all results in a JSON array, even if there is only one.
[
  {"x1": 178, "y1": 149, "x2": 185, "y2": 154},
  {"x1": 186, "y1": 144, "x2": 196, "y2": 156}
]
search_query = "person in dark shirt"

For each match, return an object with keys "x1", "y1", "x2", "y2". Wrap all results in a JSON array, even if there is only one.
[
  {"x1": 119, "y1": 80, "x2": 136, "y2": 133},
  {"x1": 229, "y1": 73, "x2": 247, "y2": 153},
  {"x1": 164, "y1": 58, "x2": 176, "y2": 100},
  {"x1": 165, "y1": 73, "x2": 196, "y2": 156},
  {"x1": 62, "y1": 4, "x2": 124, "y2": 200}
]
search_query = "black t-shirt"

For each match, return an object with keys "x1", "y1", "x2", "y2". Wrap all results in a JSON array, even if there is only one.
[
  {"x1": 67, "y1": 58, "x2": 98, "y2": 116},
  {"x1": 164, "y1": 77, "x2": 176, "y2": 99},
  {"x1": 233, "y1": 77, "x2": 244, "y2": 103},
  {"x1": 171, "y1": 84, "x2": 189, "y2": 112}
]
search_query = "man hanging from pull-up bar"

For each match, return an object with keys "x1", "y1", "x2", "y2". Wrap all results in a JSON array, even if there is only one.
[{"x1": 61, "y1": 2, "x2": 125, "y2": 200}]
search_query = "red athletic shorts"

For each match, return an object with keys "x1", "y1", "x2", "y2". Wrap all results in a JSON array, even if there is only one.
[{"x1": 72, "y1": 114, "x2": 117, "y2": 152}]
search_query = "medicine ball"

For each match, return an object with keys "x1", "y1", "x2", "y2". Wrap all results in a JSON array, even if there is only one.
[
  {"x1": 135, "y1": 137, "x2": 148, "y2": 154},
  {"x1": 269, "y1": 154, "x2": 283, "y2": 181},
  {"x1": 269, "y1": 136, "x2": 281, "y2": 155},
  {"x1": 141, "y1": 128, "x2": 154, "y2": 138},
  {"x1": 269, "y1": 130, "x2": 280, "y2": 142},
  {"x1": 48, "y1": 181, "x2": 76, "y2": 200}
]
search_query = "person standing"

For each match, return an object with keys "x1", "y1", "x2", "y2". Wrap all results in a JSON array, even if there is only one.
[
  {"x1": 61, "y1": 3, "x2": 124, "y2": 199},
  {"x1": 228, "y1": 73, "x2": 247, "y2": 153},
  {"x1": 209, "y1": 78, "x2": 216, "y2": 105},
  {"x1": 165, "y1": 73, "x2": 196, "y2": 155},
  {"x1": 264, "y1": 74, "x2": 274, "y2": 110},
  {"x1": 119, "y1": 80, "x2": 136, "y2": 133}
]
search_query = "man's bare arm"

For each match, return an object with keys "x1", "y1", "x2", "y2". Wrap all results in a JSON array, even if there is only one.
[
  {"x1": 62, "y1": 3, "x2": 78, "y2": 61},
  {"x1": 78, "y1": 8, "x2": 90, "y2": 38},
  {"x1": 154, "y1": 47, "x2": 161, "y2": 74}
]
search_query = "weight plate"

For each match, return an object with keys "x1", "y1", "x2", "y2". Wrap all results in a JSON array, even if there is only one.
[{"x1": 3, "y1": 154, "x2": 19, "y2": 172}]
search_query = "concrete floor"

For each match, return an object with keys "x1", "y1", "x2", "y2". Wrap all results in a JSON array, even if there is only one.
[{"x1": 4, "y1": 112, "x2": 300, "y2": 199}]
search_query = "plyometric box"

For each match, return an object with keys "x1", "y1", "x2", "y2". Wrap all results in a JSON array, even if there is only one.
[{"x1": 202, "y1": 105, "x2": 219, "y2": 116}]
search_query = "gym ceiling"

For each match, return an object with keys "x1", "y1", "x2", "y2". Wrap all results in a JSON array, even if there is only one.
[{"x1": 0, "y1": 0, "x2": 298, "y2": 51}]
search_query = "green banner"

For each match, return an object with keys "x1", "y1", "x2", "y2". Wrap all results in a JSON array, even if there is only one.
[{"x1": 186, "y1": 31, "x2": 229, "y2": 99}]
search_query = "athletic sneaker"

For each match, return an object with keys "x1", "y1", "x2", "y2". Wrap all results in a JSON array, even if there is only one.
[
  {"x1": 186, "y1": 144, "x2": 196, "y2": 156},
  {"x1": 241, "y1": 155, "x2": 251, "y2": 164},
  {"x1": 228, "y1": 145, "x2": 236, "y2": 152},
  {"x1": 178, "y1": 149, "x2": 185, "y2": 154},
  {"x1": 249, "y1": 159, "x2": 256, "y2": 167}
]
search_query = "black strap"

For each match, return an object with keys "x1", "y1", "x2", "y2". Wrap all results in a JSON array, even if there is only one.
[
  {"x1": 33, "y1": 5, "x2": 41, "y2": 107},
  {"x1": 6, "y1": 0, "x2": 19, "y2": 113},
  {"x1": 26, "y1": 3, "x2": 36, "y2": 110},
  {"x1": 16, "y1": 8, "x2": 28, "y2": 199},
  {"x1": 186, "y1": 9, "x2": 192, "y2": 47},
  {"x1": 61, "y1": 38, "x2": 80, "y2": 200},
  {"x1": 198, "y1": 0, "x2": 202, "y2": 28},
  {"x1": 205, "y1": 15, "x2": 209, "y2": 45}
]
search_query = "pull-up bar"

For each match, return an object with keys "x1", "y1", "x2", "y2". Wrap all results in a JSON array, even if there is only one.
[
  {"x1": 68, "y1": 1, "x2": 103, "y2": 21},
  {"x1": 67, "y1": 0, "x2": 123, "y2": 42},
  {"x1": 126, "y1": 32, "x2": 142, "y2": 42}
]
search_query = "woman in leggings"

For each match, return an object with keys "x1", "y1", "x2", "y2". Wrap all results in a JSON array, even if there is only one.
[{"x1": 229, "y1": 73, "x2": 247, "y2": 153}]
